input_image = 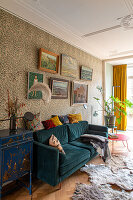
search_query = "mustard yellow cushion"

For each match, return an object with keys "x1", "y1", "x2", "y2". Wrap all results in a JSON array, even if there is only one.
[
  {"x1": 69, "y1": 117, "x2": 79, "y2": 124},
  {"x1": 50, "y1": 115, "x2": 62, "y2": 126},
  {"x1": 68, "y1": 113, "x2": 82, "y2": 122}
]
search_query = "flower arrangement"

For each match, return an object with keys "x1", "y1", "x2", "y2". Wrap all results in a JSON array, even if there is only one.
[
  {"x1": 5, "y1": 90, "x2": 25, "y2": 129},
  {"x1": 5, "y1": 90, "x2": 25, "y2": 118}
]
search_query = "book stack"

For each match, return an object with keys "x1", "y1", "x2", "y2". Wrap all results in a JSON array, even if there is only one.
[{"x1": 108, "y1": 134, "x2": 118, "y2": 139}]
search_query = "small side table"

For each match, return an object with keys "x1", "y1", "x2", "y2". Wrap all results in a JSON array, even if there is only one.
[
  {"x1": 0, "y1": 128, "x2": 33, "y2": 199},
  {"x1": 109, "y1": 134, "x2": 130, "y2": 153}
]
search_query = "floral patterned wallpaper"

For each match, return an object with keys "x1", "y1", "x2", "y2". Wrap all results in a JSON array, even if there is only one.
[{"x1": 0, "y1": 9, "x2": 103, "y2": 129}]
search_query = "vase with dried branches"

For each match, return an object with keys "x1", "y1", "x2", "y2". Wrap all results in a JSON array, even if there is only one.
[{"x1": 5, "y1": 90, "x2": 25, "y2": 131}]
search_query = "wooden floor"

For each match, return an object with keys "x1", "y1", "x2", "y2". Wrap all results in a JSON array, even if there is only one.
[{"x1": 2, "y1": 131, "x2": 133, "y2": 200}]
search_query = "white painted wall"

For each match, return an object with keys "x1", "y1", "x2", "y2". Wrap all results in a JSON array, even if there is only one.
[{"x1": 105, "y1": 63, "x2": 113, "y2": 100}]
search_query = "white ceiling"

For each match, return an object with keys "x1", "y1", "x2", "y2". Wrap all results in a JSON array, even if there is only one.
[{"x1": 1, "y1": 0, "x2": 133, "y2": 60}]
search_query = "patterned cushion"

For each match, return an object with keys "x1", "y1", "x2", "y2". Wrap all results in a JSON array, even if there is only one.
[
  {"x1": 50, "y1": 116, "x2": 62, "y2": 126},
  {"x1": 42, "y1": 120, "x2": 56, "y2": 130},
  {"x1": 49, "y1": 134, "x2": 65, "y2": 154},
  {"x1": 26, "y1": 113, "x2": 44, "y2": 131},
  {"x1": 68, "y1": 113, "x2": 82, "y2": 123},
  {"x1": 59, "y1": 115, "x2": 69, "y2": 124}
]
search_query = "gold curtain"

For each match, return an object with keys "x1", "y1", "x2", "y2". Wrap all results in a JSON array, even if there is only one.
[{"x1": 113, "y1": 64, "x2": 127, "y2": 130}]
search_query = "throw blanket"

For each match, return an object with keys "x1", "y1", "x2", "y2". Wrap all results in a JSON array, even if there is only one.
[{"x1": 80, "y1": 134, "x2": 111, "y2": 162}]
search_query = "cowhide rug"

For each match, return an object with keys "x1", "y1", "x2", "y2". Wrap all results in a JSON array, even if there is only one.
[{"x1": 72, "y1": 154, "x2": 133, "y2": 200}]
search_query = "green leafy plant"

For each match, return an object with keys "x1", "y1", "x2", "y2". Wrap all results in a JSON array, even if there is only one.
[{"x1": 93, "y1": 86, "x2": 133, "y2": 124}]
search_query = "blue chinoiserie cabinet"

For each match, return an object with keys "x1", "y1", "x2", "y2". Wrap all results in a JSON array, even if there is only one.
[{"x1": 0, "y1": 129, "x2": 33, "y2": 199}]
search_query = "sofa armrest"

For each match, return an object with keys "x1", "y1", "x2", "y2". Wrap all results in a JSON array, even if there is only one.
[
  {"x1": 84, "y1": 130, "x2": 108, "y2": 138},
  {"x1": 89, "y1": 124, "x2": 108, "y2": 133},
  {"x1": 33, "y1": 141, "x2": 60, "y2": 186}
]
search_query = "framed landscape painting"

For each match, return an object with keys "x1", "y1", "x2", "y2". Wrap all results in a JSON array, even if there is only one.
[
  {"x1": 61, "y1": 54, "x2": 78, "y2": 78},
  {"x1": 71, "y1": 81, "x2": 88, "y2": 105},
  {"x1": 50, "y1": 78, "x2": 69, "y2": 99},
  {"x1": 80, "y1": 66, "x2": 93, "y2": 81},
  {"x1": 28, "y1": 72, "x2": 43, "y2": 99},
  {"x1": 38, "y1": 48, "x2": 59, "y2": 74}
]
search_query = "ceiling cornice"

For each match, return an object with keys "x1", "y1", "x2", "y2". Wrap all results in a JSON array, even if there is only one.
[{"x1": 0, "y1": 5, "x2": 101, "y2": 60}]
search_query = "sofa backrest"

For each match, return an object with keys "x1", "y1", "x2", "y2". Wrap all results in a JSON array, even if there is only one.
[
  {"x1": 34, "y1": 124, "x2": 69, "y2": 145},
  {"x1": 67, "y1": 121, "x2": 89, "y2": 142}
]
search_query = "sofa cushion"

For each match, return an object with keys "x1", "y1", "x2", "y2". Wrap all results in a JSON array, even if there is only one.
[
  {"x1": 52, "y1": 115, "x2": 69, "y2": 124},
  {"x1": 59, "y1": 115, "x2": 69, "y2": 124},
  {"x1": 34, "y1": 124, "x2": 68, "y2": 145},
  {"x1": 67, "y1": 121, "x2": 89, "y2": 142},
  {"x1": 49, "y1": 134, "x2": 65, "y2": 154},
  {"x1": 42, "y1": 119, "x2": 56, "y2": 130},
  {"x1": 69, "y1": 138, "x2": 96, "y2": 156},
  {"x1": 50, "y1": 116, "x2": 63, "y2": 126},
  {"x1": 68, "y1": 113, "x2": 82, "y2": 122},
  {"x1": 59, "y1": 144, "x2": 90, "y2": 176},
  {"x1": 84, "y1": 129, "x2": 108, "y2": 138},
  {"x1": 25, "y1": 113, "x2": 44, "y2": 131}
]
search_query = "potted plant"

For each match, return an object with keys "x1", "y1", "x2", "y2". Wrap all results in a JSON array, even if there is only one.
[{"x1": 93, "y1": 86, "x2": 133, "y2": 127}]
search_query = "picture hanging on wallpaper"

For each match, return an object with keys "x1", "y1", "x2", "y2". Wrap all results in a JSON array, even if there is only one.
[
  {"x1": 80, "y1": 66, "x2": 93, "y2": 80},
  {"x1": 50, "y1": 77, "x2": 69, "y2": 99},
  {"x1": 71, "y1": 81, "x2": 88, "y2": 105},
  {"x1": 28, "y1": 72, "x2": 43, "y2": 99},
  {"x1": 38, "y1": 48, "x2": 59, "y2": 74},
  {"x1": 61, "y1": 54, "x2": 78, "y2": 78}
]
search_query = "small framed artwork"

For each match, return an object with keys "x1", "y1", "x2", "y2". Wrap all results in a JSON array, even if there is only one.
[
  {"x1": 71, "y1": 81, "x2": 88, "y2": 105},
  {"x1": 38, "y1": 48, "x2": 59, "y2": 74},
  {"x1": 61, "y1": 54, "x2": 78, "y2": 78},
  {"x1": 50, "y1": 78, "x2": 69, "y2": 99},
  {"x1": 80, "y1": 66, "x2": 93, "y2": 81},
  {"x1": 28, "y1": 72, "x2": 43, "y2": 99}
]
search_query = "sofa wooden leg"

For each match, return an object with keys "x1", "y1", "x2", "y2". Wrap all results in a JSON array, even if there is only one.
[{"x1": 57, "y1": 182, "x2": 62, "y2": 190}]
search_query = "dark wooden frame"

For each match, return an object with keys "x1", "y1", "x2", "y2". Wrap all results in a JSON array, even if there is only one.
[
  {"x1": 71, "y1": 81, "x2": 88, "y2": 105},
  {"x1": 50, "y1": 77, "x2": 69, "y2": 99},
  {"x1": 38, "y1": 48, "x2": 59, "y2": 74},
  {"x1": 80, "y1": 65, "x2": 93, "y2": 81}
]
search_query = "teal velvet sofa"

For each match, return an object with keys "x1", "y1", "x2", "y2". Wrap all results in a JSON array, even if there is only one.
[{"x1": 33, "y1": 121, "x2": 108, "y2": 186}]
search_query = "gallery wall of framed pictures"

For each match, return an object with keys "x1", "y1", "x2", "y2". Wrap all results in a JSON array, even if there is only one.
[{"x1": 29, "y1": 47, "x2": 94, "y2": 105}]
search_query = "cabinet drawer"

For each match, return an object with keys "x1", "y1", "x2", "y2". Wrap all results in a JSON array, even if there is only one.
[{"x1": 1, "y1": 132, "x2": 33, "y2": 147}]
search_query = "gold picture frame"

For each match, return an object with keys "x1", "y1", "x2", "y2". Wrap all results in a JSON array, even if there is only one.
[{"x1": 38, "y1": 48, "x2": 59, "y2": 74}]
